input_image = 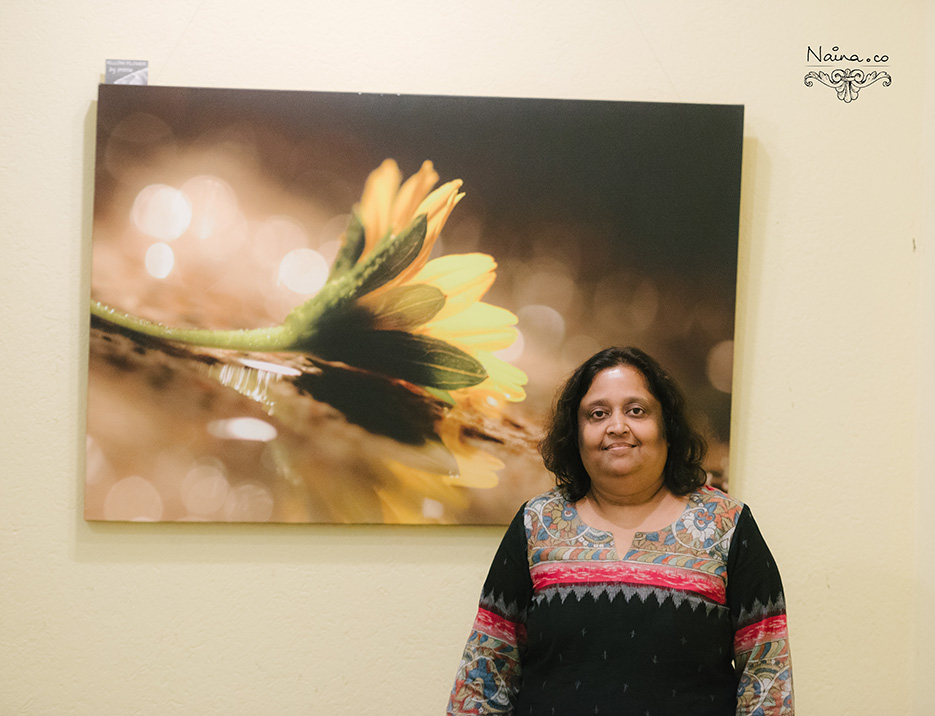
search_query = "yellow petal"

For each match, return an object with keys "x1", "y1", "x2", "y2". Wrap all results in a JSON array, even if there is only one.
[
  {"x1": 391, "y1": 161, "x2": 439, "y2": 231},
  {"x1": 375, "y1": 489, "x2": 427, "y2": 524},
  {"x1": 358, "y1": 159, "x2": 402, "y2": 254},
  {"x1": 451, "y1": 388, "x2": 509, "y2": 417},
  {"x1": 391, "y1": 182, "x2": 465, "y2": 287},
  {"x1": 415, "y1": 179, "x2": 464, "y2": 220},
  {"x1": 457, "y1": 351, "x2": 528, "y2": 403},
  {"x1": 421, "y1": 182, "x2": 464, "y2": 246},
  {"x1": 437, "y1": 416, "x2": 505, "y2": 488},
  {"x1": 425, "y1": 303, "x2": 519, "y2": 350},
  {"x1": 413, "y1": 253, "x2": 496, "y2": 320},
  {"x1": 382, "y1": 459, "x2": 471, "y2": 505},
  {"x1": 375, "y1": 485, "x2": 466, "y2": 524},
  {"x1": 445, "y1": 451, "x2": 502, "y2": 489},
  {"x1": 414, "y1": 253, "x2": 496, "y2": 290}
]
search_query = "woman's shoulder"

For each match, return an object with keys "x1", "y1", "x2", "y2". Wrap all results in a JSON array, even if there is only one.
[
  {"x1": 667, "y1": 486, "x2": 748, "y2": 559},
  {"x1": 693, "y1": 484, "x2": 745, "y2": 512},
  {"x1": 683, "y1": 485, "x2": 748, "y2": 538},
  {"x1": 523, "y1": 487, "x2": 567, "y2": 514},
  {"x1": 519, "y1": 488, "x2": 575, "y2": 540}
]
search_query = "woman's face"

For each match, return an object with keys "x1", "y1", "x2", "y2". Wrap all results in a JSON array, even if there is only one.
[{"x1": 576, "y1": 364, "x2": 669, "y2": 500}]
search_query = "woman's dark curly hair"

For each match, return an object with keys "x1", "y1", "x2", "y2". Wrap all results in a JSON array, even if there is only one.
[{"x1": 539, "y1": 346, "x2": 707, "y2": 501}]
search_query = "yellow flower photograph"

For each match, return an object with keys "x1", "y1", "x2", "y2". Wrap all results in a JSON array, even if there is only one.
[{"x1": 86, "y1": 86, "x2": 743, "y2": 524}]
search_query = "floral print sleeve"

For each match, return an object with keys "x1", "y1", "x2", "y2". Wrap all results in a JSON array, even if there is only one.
[
  {"x1": 448, "y1": 507, "x2": 532, "y2": 715},
  {"x1": 728, "y1": 506, "x2": 794, "y2": 715}
]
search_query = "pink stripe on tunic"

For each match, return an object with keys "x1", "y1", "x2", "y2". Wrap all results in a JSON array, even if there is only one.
[
  {"x1": 530, "y1": 560, "x2": 726, "y2": 604},
  {"x1": 734, "y1": 615, "x2": 788, "y2": 654},
  {"x1": 473, "y1": 607, "x2": 526, "y2": 644}
]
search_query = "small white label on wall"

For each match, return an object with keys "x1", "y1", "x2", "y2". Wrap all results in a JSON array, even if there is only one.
[{"x1": 105, "y1": 59, "x2": 148, "y2": 85}]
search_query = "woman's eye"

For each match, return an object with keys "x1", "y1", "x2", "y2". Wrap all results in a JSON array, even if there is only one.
[
  {"x1": 628, "y1": 407, "x2": 645, "y2": 416},
  {"x1": 590, "y1": 409, "x2": 607, "y2": 419}
]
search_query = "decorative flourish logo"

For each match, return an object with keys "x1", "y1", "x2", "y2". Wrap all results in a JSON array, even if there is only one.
[
  {"x1": 804, "y1": 45, "x2": 891, "y2": 103},
  {"x1": 804, "y1": 68, "x2": 892, "y2": 103}
]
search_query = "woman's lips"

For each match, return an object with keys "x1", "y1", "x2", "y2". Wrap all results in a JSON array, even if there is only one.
[{"x1": 603, "y1": 442, "x2": 636, "y2": 450}]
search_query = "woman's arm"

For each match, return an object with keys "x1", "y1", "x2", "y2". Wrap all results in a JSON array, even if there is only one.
[
  {"x1": 448, "y1": 506, "x2": 533, "y2": 715},
  {"x1": 728, "y1": 506, "x2": 795, "y2": 716}
]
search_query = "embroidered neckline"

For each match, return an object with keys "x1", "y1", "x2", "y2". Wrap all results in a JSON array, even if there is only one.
[{"x1": 570, "y1": 490, "x2": 702, "y2": 548}]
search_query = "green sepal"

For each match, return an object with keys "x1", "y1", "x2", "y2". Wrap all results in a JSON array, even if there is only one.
[
  {"x1": 309, "y1": 329, "x2": 487, "y2": 390},
  {"x1": 422, "y1": 386, "x2": 457, "y2": 405},
  {"x1": 329, "y1": 212, "x2": 366, "y2": 279},
  {"x1": 354, "y1": 214, "x2": 426, "y2": 297},
  {"x1": 364, "y1": 284, "x2": 446, "y2": 330},
  {"x1": 379, "y1": 332, "x2": 486, "y2": 390},
  {"x1": 280, "y1": 214, "x2": 428, "y2": 348}
]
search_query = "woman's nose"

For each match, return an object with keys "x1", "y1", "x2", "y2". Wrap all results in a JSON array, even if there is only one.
[{"x1": 606, "y1": 412, "x2": 629, "y2": 434}]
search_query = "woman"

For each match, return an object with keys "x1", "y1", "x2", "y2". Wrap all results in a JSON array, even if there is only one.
[{"x1": 448, "y1": 347, "x2": 793, "y2": 715}]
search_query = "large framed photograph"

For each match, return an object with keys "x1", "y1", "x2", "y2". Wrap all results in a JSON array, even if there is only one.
[{"x1": 86, "y1": 85, "x2": 743, "y2": 524}]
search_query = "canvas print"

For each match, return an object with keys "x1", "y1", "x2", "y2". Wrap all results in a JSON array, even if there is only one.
[{"x1": 86, "y1": 85, "x2": 743, "y2": 524}]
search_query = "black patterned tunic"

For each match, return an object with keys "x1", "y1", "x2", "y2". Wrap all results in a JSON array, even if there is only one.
[{"x1": 448, "y1": 486, "x2": 793, "y2": 715}]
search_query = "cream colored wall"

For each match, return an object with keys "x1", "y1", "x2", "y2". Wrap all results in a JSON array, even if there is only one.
[
  {"x1": 1, "y1": 1, "x2": 927, "y2": 714},
  {"x1": 919, "y1": 5, "x2": 935, "y2": 715}
]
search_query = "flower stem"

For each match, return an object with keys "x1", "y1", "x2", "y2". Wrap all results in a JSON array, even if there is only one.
[{"x1": 90, "y1": 300, "x2": 294, "y2": 352}]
